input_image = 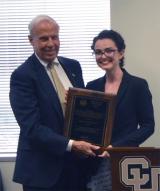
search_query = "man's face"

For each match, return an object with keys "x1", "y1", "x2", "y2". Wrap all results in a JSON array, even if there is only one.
[{"x1": 29, "y1": 20, "x2": 60, "y2": 63}]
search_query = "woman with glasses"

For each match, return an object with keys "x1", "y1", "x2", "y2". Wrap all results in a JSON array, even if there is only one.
[{"x1": 85, "y1": 29, "x2": 155, "y2": 191}]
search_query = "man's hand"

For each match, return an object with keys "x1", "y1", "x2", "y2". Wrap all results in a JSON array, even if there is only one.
[{"x1": 72, "y1": 140, "x2": 100, "y2": 157}]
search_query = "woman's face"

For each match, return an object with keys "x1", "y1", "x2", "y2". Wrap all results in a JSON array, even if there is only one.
[{"x1": 93, "y1": 38, "x2": 124, "y2": 72}]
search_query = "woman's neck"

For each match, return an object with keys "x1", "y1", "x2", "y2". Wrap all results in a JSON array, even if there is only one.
[
  {"x1": 105, "y1": 67, "x2": 123, "y2": 95},
  {"x1": 106, "y1": 67, "x2": 123, "y2": 82}
]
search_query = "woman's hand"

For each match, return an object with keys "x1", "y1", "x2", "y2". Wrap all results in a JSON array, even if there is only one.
[{"x1": 97, "y1": 145, "x2": 113, "y2": 158}]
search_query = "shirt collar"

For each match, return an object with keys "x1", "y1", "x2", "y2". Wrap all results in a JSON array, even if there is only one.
[{"x1": 35, "y1": 53, "x2": 59, "y2": 68}]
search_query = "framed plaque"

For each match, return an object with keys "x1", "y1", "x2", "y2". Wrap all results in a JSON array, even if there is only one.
[{"x1": 64, "y1": 87, "x2": 116, "y2": 147}]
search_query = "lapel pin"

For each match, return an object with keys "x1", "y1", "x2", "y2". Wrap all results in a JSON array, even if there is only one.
[{"x1": 72, "y1": 73, "x2": 76, "y2": 77}]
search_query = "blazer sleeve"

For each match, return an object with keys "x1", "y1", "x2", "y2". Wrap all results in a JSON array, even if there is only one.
[{"x1": 136, "y1": 80, "x2": 155, "y2": 143}]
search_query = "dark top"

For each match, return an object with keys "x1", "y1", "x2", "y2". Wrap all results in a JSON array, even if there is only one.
[{"x1": 86, "y1": 69, "x2": 155, "y2": 147}]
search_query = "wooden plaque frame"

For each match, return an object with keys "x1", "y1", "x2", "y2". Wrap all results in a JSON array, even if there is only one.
[{"x1": 64, "y1": 87, "x2": 116, "y2": 147}]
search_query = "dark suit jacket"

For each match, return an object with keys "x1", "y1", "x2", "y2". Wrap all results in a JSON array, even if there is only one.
[
  {"x1": 9, "y1": 54, "x2": 85, "y2": 188},
  {"x1": 86, "y1": 69, "x2": 155, "y2": 147}
]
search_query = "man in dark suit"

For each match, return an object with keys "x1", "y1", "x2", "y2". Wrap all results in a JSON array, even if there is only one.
[{"x1": 9, "y1": 15, "x2": 99, "y2": 191}]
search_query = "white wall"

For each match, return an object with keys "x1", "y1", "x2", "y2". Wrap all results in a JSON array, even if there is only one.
[
  {"x1": 0, "y1": 161, "x2": 22, "y2": 191},
  {"x1": 111, "y1": 0, "x2": 160, "y2": 146}
]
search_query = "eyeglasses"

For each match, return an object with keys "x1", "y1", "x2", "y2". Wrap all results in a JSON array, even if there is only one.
[{"x1": 93, "y1": 48, "x2": 118, "y2": 57}]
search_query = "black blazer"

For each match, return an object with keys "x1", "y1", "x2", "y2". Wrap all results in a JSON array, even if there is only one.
[
  {"x1": 9, "y1": 54, "x2": 84, "y2": 187},
  {"x1": 86, "y1": 69, "x2": 155, "y2": 147}
]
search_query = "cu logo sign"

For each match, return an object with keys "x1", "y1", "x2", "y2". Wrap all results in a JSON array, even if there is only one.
[{"x1": 120, "y1": 157, "x2": 160, "y2": 191}]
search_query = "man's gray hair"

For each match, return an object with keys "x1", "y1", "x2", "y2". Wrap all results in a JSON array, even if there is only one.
[{"x1": 28, "y1": 15, "x2": 59, "y2": 36}]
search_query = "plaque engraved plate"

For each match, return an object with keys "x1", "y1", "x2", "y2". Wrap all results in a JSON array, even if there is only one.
[{"x1": 64, "y1": 87, "x2": 116, "y2": 147}]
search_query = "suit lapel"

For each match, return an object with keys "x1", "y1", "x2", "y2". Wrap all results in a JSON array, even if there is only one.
[
  {"x1": 99, "y1": 75, "x2": 106, "y2": 91},
  {"x1": 31, "y1": 55, "x2": 64, "y2": 121},
  {"x1": 58, "y1": 57, "x2": 77, "y2": 86},
  {"x1": 116, "y1": 70, "x2": 130, "y2": 108}
]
